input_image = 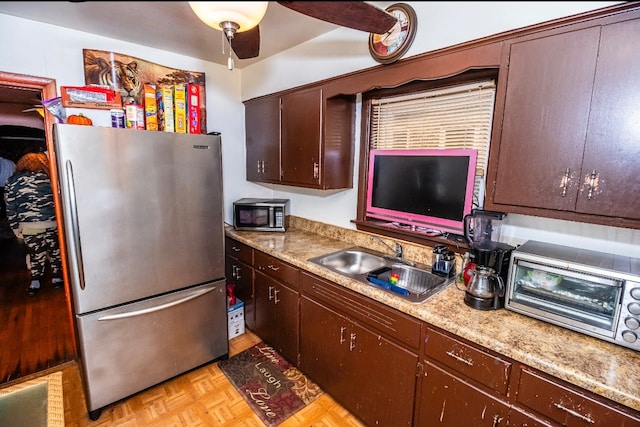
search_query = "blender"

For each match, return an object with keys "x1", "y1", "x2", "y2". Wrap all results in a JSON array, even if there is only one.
[{"x1": 463, "y1": 209, "x2": 515, "y2": 310}]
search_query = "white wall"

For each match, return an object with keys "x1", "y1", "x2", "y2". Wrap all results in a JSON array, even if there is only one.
[
  {"x1": 2, "y1": 2, "x2": 638, "y2": 258},
  {"x1": 241, "y1": 1, "x2": 640, "y2": 258}
]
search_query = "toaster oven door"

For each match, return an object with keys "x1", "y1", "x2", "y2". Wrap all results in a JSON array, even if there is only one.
[{"x1": 506, "y1": 259, "x2": 623, "y2": 338}]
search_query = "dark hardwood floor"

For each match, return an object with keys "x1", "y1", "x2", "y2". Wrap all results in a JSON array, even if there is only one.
[{"x1": 0, "y1": 233, "x2": 75, "y2": 383}]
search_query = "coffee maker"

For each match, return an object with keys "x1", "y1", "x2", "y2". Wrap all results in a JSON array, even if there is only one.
[{"x1": 463, "y1": 209, "x2": 515, "y2": 310}]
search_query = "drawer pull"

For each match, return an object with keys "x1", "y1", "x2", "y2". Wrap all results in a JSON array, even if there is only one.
[
  {"x1": 445, "y1": 350, "x2": 474, "y2": 366},
  {"x1": 232, "y1": 246, "x2": 241, "y2": 252},
  {"x1": 553, "y1": 402, "x2": 595, "y2": 424},
  {"x1": 349, "y1": 332, "x2": 356, "y2": 351},
  {"x1": 560, "y1": 168, "x2": 570, "y2": 197},
  {"x1": 586, "y1": 170, "x2": 598, "y2": 200},
  {"x1": 273, "y1": 288, "x2": 280, "y2": 304},
  {"x1": 492, "y1": 414, "x2": 503, "y2": 427},
  {"x1": 268, "y1": 264, "x2": 280, "y2": 271},
  {"x1": 268, "y1": 285, "x2": 274, "y2": 301},
  {"x1": 340, "y1": 326, "x2": 346, "y2": 344}
]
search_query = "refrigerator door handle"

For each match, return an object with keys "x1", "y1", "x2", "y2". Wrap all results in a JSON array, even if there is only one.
[
  {"x1": 65, "y1": 160, "x2": 87, "y2": 290},
  {"x1": 97, "y1": 286, "x2": 218, "y2": 321}
]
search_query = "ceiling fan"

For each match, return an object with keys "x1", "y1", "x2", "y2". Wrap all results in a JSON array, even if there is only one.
[{"x1": 189, "y1": 2, "x2": 398, "y2": 69}]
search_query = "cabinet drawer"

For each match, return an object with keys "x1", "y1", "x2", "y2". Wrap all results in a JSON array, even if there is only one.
[
  {"x1": 254, "y1": 250, "x2": 299, "y2": 289},
  {"x1": 301, "y1": 272, "x2": 422, "y2": 349},
  {"x1": 424, "y1": 327, "x2": 511, "y2": 395},
  {"x1": 516, "y1": 367, "x2": 640, "y2": 426},
  {"x1": 225, "y1": 237, "x2": 253, "y2": 265}
]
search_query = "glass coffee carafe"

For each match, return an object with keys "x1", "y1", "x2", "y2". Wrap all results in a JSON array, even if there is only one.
[{"x1": 464, "y1": 265, "x2": 505, "y2": 310}]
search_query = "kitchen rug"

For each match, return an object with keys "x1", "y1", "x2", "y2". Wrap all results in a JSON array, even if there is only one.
[{"x1": 218, "y1": 342, "x2": 323, "y2": 427}]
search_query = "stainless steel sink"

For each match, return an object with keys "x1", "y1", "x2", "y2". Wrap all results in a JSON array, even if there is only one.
[
  {"x1": 309, "y1": 247, "x2": 388, "y2": 275},
  {"x1": 308, "y1": 247, "x2": 454, "y2": 303},
  {"x1": 371, "y1": 263, "x2": 453, "y2": 303}
]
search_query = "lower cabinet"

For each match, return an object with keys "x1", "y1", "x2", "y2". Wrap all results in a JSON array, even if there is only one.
[
  {"x1": 513, "y1": 366, "x2": 640, "y2": 427},
  {"x1": 224, "y1": 237, "x2": 255, "y2": 330},
  {"x1": 417, "y1": 326, "x2": 640, "y2": 427},
  {"x1": 253, "y1": 250, "x2": 300, "y2": 365},
  {"x1": 416, "y1": 361, "x2": 511, "y2": 426},
  {"x1": 415, "y1": 326, "x2": 511, "y2": 426},
  {"x1": 299, "y1": 272, "x2": 420, "y2": 427},
  {"x1": 254, "y1": 270, "x2": 299, "y2": 364}
]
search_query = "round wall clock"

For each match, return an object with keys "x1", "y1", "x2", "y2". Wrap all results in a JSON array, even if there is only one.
[{"x1": 369, "y1": 3, "x2": 417, "y2": 65}]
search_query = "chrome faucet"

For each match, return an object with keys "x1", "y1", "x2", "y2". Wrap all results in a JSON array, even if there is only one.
[{"x1": 370, "y1": 236, "x2": 403, "y2": 259}]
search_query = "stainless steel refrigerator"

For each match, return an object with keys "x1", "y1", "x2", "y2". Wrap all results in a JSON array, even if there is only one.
[{"x1": 52, "y1": 124, "x2": 228, "y2": 420}]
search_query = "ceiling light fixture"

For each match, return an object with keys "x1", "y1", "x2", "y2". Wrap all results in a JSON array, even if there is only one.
[{"x1": 188, "y1": 2, "x2": 268, "y2": 70}]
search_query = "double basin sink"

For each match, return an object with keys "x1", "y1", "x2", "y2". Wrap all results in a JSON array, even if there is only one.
[{"x1": 308, "y1": 246, "x2": 454, "y2": 303}]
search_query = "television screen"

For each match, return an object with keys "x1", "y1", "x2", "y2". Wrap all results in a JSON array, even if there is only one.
[{"x1": 366, "y1": 149, "x2": 478, "y2": 235}]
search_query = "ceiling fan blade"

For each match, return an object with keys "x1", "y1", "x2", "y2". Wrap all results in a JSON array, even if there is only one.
[
  {"x1": 277, "y1": 1, "x2": 397, "y2": 34},
  {"x1": 232, "y1": 25, "x2": 261, "y2": 59}
]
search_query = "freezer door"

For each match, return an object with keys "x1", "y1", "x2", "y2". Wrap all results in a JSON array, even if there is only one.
[
  {"x1": 75, "y1": 281, "x2": 228, "y2": 412},
  {"x1": 53, "y1": 124, "x2": 225, "y2": 313}
]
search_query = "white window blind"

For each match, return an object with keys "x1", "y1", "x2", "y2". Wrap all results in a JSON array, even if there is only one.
[{"x1": 370, "y1": 80, "x2": 496, "y2": 207}]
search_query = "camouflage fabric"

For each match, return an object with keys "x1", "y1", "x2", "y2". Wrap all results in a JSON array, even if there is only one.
[
  {"x1": 23, "y1": 229, "x2": 62, "y2": 278},
  {"x1": 4, "y1": 170, "x2": 56, "y2": 227},
  {"x1": 5, "y1": 170, "x2": 61, "y2": 279}
]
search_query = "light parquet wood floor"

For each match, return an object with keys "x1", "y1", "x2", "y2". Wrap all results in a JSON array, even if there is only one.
[{"x1": 49, "y1": 329, "x2": 366, "y2": 427}]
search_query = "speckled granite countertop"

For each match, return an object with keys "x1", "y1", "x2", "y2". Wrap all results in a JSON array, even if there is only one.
[{"x1": 225, "y1": 217, "x2": 640, "y2": 413}]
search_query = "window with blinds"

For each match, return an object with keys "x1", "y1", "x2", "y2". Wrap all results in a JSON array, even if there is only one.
[{"x1": 369, "y1": 80, "x2": 496, "y2": 207}]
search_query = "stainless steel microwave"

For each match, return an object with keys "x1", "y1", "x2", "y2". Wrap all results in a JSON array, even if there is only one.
[
  {"x1": 233, "y1": 198, "x2": 290, "y2": 232},
  {"x1": 505, "y1": 240, "x2": 640, "y2": 352}
]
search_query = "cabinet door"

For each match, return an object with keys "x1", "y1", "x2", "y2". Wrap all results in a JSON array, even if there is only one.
[
  {"x1": 225, "y1": 238, "x2": 255, "y2": 330},
  {"x1": 300, "y1": 295, "x2": 417, "y2": 427},
  {"x1": 224, "y1": 253, "x2": 255, "y2": 330},
  {"x1": 280, "y1": 87, "x2": 322, "y2": 186},
  {"x1": 415, "y1": 360, "x2": 510, "y2": 426},
  {"x1": 492, "y1": 27, "x2": 600, "y2": 211},
  {"x1": 244, "y1": 96, "x2": 280, "y2": 182},
  {"x1": 299, "y1": 296, "x2": 352, "y2": 401},
  {"x1": 345, "y1": 315, "x2": 417, "y2": 427},
  {"x1": 578, "y1": 18, "x2": 640, "y2": 219},
  {"x1": 254, "y1": 271, "x2": 299, "y2": 364}
]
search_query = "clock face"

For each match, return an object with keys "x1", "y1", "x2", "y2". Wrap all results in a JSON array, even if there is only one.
[{"x1": 369, "y1": 3, "x2": 417, "y2": 64}]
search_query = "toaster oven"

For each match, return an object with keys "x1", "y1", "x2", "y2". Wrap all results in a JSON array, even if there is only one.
[{"x1": 505, "y1": 240, "x2": 640, "y2": 351}]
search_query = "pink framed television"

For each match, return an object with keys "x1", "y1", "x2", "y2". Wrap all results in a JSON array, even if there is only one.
[{"x1": 366, "y1": 149, "x2": 478, "y2": 235}]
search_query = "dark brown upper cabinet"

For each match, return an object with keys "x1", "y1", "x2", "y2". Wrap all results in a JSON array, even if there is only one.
[
  {"x1": 245, "y1": 95, "x2": 280, "y2": 183},
  {"x1": 486, "y1": 11, "x2": 640, "y2": 229},
  {"x1": 244, "y1": 86, "x2": 355, "y2": 190}
]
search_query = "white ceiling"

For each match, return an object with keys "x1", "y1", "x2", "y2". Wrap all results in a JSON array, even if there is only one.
[{"x1": 0, "y1": 1, "x2": 392, "y2": 69}]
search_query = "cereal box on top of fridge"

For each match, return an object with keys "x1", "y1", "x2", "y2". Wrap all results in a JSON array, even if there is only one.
[
  {"x1": 143, "y1": 83, "x2": 158, "y2": 131},
  {"x1": 187, "y1": 84, "x2": 201, "y2": 134},
  {"x1": 174, "y1": 83, "x2": 187, "y2": 134},
  {"x1": 156, "y1": 85, "x2": 174, "y2": 132}
]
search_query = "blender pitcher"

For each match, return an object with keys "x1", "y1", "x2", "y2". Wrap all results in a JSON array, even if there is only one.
[{"x1": 463, "y1": 209, "x2": 507, "y2": 247}]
